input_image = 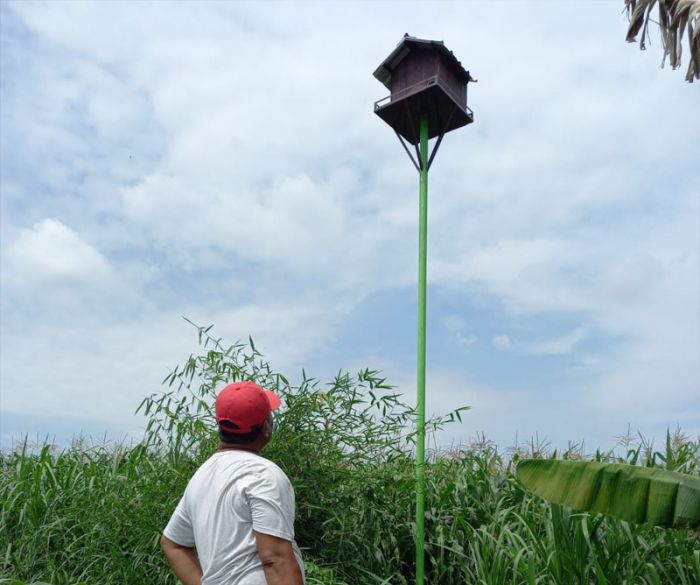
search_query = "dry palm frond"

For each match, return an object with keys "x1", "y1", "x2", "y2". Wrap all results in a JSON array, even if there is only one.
[{"x1": 625, "y1": 0, "x2": 700, "y2": 82}]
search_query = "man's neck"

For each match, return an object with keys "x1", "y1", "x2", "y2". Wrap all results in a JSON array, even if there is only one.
[{"x1": 217, "y1": 442, "x2": 261, "y2": 455}]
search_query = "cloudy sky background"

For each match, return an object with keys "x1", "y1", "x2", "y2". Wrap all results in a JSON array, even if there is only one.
[{"x1": 1, "y1": 1, "x2": 698, "y2": 453}]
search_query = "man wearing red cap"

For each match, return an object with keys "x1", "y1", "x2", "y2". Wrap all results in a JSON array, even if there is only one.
[{"x1": 161, "y1": 381, "x2": 305, "y2": 585}]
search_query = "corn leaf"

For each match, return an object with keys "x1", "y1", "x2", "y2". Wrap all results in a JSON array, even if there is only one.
[{"x1": 516, "y1": 459, "x2": 700, "y2": 529}]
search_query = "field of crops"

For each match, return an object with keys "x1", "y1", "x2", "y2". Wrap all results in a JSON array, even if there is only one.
[{"x1": 2, "y1": 329, "x2": 699, "y2": 585}]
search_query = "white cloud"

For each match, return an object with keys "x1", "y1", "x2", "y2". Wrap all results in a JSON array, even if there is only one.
[
  {"x1": 121, "y1": 171, "x2": 352, "y2": 274},
  {"x1": 1, "y1": 0, "x2": 698, "y2": 448},
  {"x1": 389, "y1": 367, "x2": 609, "y2": 452},
  {"x1": 491, "y1": 335, "x2": 511, "y2": 350},
  {"x1": 3, "y1": 218, "x2": 111, "y2": 288},
  {"x1": 441, "y1": 315, "x2": 477, "y2": 349},
  {"x1": 0, "y1": 292, "x2": 344, "y2": 435},
  {"x1": 486, "y1": 326, "x2": 590, "y2": 356},
  {"x1": 525, "y1": 325, "x2": 590, "y2": 356},
  {"x1": 456, "y1": 333, "x2": 478, "y2": 348},
  {"x1": 442, "y1": 314, "x2": 466, "y2": 332}
]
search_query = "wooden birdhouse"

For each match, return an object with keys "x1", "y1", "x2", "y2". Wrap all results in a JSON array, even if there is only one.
[{"x1": 374, "y1": 34, "x2": 474, "y2": 145}]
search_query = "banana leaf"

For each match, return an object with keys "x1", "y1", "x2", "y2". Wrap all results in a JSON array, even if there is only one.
[{"x1": 516, "y1": 459, "x2": 700, "y2": 529}]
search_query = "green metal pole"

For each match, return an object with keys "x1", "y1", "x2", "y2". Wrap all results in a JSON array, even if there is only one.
[{"x1": 416, "y1": 113, "x2": 429, "y2": 585}]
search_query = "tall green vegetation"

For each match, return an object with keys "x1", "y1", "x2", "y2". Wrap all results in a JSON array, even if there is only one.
[{"x1": 2, "y1": 324, "x2": 699, "y2": 584}]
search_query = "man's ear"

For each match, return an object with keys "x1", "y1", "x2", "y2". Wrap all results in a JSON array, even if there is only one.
[{"x1": 262, "y1": 418, "x2": 272, "y2": 438}]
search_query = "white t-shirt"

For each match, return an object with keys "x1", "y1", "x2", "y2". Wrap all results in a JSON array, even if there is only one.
[{"x1": 163, "y1": 450, "x2": 305, "y2": 585}]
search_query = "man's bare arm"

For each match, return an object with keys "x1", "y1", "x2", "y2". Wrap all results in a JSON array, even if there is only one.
[
  {"x1": 254, "y1": 531, "x2": 303, "y2": 585},
  {"x1": 161, "y1": 534, "x2": 203, "y2": 585}
]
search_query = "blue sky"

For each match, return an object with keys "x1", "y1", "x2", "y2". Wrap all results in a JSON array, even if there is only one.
[{"x1": 1, "y1": 1, "x2": 698, "y2": 453}]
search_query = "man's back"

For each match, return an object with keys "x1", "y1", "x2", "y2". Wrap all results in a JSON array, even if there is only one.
[{"x1": 164, "y1": 450, "x2": 305, "y2": 585}]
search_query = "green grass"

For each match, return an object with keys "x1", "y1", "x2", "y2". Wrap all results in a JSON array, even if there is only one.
[{"x1": 2, "y1": 325, "x2": 698, "y2": 584}]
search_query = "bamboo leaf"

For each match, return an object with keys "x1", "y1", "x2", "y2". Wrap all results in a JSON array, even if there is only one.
[{"x1": 516, "y1": 458, "x2": 700, "y2": 529}]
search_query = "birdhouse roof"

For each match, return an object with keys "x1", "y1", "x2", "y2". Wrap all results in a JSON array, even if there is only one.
[{"x1": 373, "y1": 34, "x2": 473, "y2": 90}]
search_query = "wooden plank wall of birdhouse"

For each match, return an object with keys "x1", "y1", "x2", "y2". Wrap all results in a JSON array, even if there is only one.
[
  {"x1": 437, "y1": 55, "x2": 466, "y2": 107},
  {"x1": 390, "y1": 48, "x2": 439, "y2": 96}
]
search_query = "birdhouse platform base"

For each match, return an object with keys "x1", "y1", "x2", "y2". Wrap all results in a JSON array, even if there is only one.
[{"x1": 374, "y1": 77, "x2": 473, "y2": 145}]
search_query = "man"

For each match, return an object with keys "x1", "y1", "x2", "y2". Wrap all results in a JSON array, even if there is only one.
[{"x1": 161, "y1": 381, "x2": 305, "y2": 585}]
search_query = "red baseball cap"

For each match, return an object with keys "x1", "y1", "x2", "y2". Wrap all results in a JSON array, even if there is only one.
[{"x1": 215, "y1": 381, "x2": 281, "y2": 433}]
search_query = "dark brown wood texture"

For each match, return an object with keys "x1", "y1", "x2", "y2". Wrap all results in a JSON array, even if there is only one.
[
  {"x1": 391, "y1": 48, "x2": 438, "y2": 95},
  {"x1": 389, "y1": 47, "x2": 466, "y2": 109},
  {"x1": 374, "y1": 37, "x2": 474, "y2": 144}
]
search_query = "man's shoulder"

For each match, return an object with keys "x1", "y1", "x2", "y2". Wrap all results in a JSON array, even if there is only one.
[
  {"x1": 252, "y1": 455, "x2": 291, "y2": 483},
  {"x1": 240, "y1": 455, "x2": 294, "y2": 495},
  {"x1": 184, "y1": 452, "x2": 291, "y2": 500},
  {"x1": 205, "y1": 451, "x2": 290, "y2": 480}
]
